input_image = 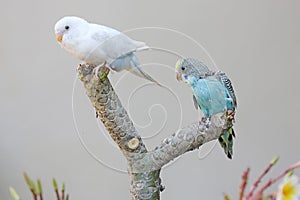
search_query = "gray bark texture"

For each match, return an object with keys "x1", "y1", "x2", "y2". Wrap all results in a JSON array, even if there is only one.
[{"x1": 77, "y1": 64, "x2": 231, "y2": 200}]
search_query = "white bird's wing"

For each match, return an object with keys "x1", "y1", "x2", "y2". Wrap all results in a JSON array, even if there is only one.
[{"x1": 90, "y1": 24, "x2": 148, "y2": 63}]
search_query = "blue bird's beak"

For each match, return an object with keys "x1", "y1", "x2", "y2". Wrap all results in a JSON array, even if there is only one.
[{"x1": 176, "y1": 71, "x2": 182, "y2": 81}]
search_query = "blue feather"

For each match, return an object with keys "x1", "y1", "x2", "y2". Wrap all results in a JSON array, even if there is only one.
[
  {"x1": 187, "y1": 76, "x2": 233, "y2": 117},
  {"x1": 184, "y1": 74, "x2": 236, "y2": 159}
]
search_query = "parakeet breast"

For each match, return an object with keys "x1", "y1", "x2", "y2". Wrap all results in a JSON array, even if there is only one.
[{"x1": 190, "y1": 77, "x2": 232, "y2": 117}]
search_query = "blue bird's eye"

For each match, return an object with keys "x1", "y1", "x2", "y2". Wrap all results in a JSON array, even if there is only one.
[{"x1": 181, "y1": 66, "x2": 185, "y2": 70}]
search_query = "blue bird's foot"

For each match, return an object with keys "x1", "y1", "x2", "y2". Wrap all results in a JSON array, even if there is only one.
[
  {"x1": 225, "y1": 110, "x2": 235, "y2": 121},
  {"x1": 200, "y1": 116, "x2": 211, "y2": 129},
  {"x1": 224, "y1": 110, "x2": 235, "y2": 129}
]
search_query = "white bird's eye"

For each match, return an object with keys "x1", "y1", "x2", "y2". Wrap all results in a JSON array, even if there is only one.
[
  {"x1": 181, "y1": 66, "x2": 185, "y2": 70},
  {"x1": 65, "y1": 25, "x2": 70, "y2": 30}
]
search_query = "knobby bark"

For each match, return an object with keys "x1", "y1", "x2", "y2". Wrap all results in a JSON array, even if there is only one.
[{"x1": 77, "y1": 64, "x2": 231, "y2": 200}]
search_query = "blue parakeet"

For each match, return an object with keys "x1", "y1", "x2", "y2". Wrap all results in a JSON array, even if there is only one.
[{"x1": 175, "y1": 58, "x2": 237, "y2": 159}]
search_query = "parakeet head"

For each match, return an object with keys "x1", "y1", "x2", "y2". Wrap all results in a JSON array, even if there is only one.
[
  {"x1": 175, "y1": 58, "x2": 212, "y2": 81},
  {"x1": 54, "y1": 16, "x2": 89, "y2": 43}
]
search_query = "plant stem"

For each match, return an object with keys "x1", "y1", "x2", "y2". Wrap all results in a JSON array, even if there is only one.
[
  {"x1": 246, "y1": 158, "x2": 278, "y2": 198},
  {"x1": 239, "y1": 168, "x2": 250, "y2": 200}
]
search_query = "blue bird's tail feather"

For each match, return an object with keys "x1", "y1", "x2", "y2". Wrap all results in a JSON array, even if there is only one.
[
  {"x1": 218, "y1": 109, "x2": 236, "y2": 159},
  {"x1": 218, "y1": 127, "x2": 235, "y2": 159}
]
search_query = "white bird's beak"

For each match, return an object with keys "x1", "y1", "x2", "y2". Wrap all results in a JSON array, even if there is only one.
[{"x1": 56, "y1": 34, "x2": 63, "y2": 43}]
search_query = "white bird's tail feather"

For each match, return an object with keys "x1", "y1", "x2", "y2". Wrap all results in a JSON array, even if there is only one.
[
  {"x1": 111, "y1": 52, "x2": 161, "y2": 86},
  {"x1": 133, "y1": 40, "x2": 149, "y2": 51},
  {"x1": 129, "y1": 63, "x2": 161, "y2": 86},
  {"x1": 129, "y1": 54, "x2": 161, "y2": 86},
  {"x1": 136, "y1": 45, "x2": 150, "y2": 52}
]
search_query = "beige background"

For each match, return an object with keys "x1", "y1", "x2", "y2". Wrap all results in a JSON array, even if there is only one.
[{"x1": 1, "y1": 0, "x2": 299, "y2": 199}]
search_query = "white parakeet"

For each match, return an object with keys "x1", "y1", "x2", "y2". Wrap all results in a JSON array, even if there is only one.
[{"x1": 54, "y1": 16, "x2": 159, "y2": 84}]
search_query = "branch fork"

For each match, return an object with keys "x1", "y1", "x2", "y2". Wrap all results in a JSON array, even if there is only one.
[{"x1": 77, "y1": 64, "x2": 231, "y2": 200}]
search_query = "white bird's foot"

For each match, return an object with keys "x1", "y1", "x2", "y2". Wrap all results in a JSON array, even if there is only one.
[
  {"x1": 93, "y1": 62, "x2": 110, "y2": 79},
  {"x1": 104, "y1": 63, "x2": 114, "y2": 74},
  {"x1": 77, "y1": 63, "x2": 83, "y2": 71},
  {"x1": 93, "y1": 64, "x2": 102, "y2": 77}
]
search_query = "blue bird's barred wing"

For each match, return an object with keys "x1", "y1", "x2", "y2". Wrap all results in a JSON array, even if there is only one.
[
  {"x1": 192, "y1": 95, "x2": 199, "y2": 110},
  {"x1": 214, "y1": 71, "x2": 237, "y2": 108}
]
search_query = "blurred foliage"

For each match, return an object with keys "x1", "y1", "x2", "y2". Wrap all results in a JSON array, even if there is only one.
[
  {"x1": 10, "y1": 173, "x2": 69, "y2": 200},
  {"x1": 225, "y1": 157, "x2": 300, "y2": 200}
]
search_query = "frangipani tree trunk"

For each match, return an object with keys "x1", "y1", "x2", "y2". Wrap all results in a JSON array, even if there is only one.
[{"x1": 77, "y1": 64, "x2": 231, "y2": 200}]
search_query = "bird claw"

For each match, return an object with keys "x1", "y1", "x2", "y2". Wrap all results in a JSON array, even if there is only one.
[
  {"x1": 200, "y1": 117, "x2": 211, "y2": 129},
  {"x1": 225, "y1": 110, "x2": 235, "y2": 121},
  {"x1": 223, "y1": 110, "x2": 235, "y2": 128},
  {"x1": 93, "y1": 62, "x2": 110, "y2": 79},
  {"x1": 77, "y1": 63, "x2": 83, "y2": 71}
]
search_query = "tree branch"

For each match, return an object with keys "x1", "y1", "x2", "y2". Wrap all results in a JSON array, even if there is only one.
[
  {"x1": 127, "y1": 113, "x2": 229, "y2": 173},
  {"x1": 77, "y1": 64, "x2": 231, "y2": 200},
  {"x1": 77, "y1": 64, "x2": 160, "y2": 200}
]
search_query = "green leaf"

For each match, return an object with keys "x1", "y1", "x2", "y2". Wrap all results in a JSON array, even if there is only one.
[
  {"x1": 270, "y1": 156, "x2": 279, "y2": 165},
  {"x1": 52, "y1": 178, "x2": 58, "y2": 190},
  {"x1": 9, "y1": 187, "x2": 20, "y2": 200},
  {"x1": 23, "y1": 172, "x2": 32, "y2": 189},
  {"x1": 23, "y1": 172, "x2": 37, "y2": 193},
  {"x1": 37, "y1": 179, "x2": 42, "y2": 195},
  {"x1": 285, "y1": 170, "x2": 294, "y2": 178},
  {"x1": 23, "y1": 172, "x2": 38, "y2": 194},
  {"x1": 223, "y1": 193, "x2": 230, "y2": 200},
  {"x1": 31, "y1": 181, "x2": 37, "y2": 194}
]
